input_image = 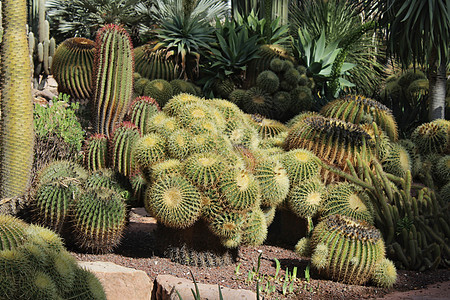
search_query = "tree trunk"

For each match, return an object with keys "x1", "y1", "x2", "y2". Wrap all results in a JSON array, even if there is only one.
[{"x1": 428, "y1": 60, "x2": 447, "y2": 121}]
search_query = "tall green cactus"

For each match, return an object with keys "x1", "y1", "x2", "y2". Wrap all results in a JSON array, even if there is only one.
[
  {"x1": 27, "y1": 0, "x2": 56, "y2": 90},
  {"x1": 51, "y1": 37, "x2": 95, "y2": 100},
  {"x1": 0, "y1": 0, "x2": 35, "y2": 199},
  {"x1": 92, "y1": 24, "x2": 134, "y2": 137}
]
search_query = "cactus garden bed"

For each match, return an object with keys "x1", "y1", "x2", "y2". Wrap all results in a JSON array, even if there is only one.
[{"x1": 69, "y1": 208, "x2": 450, "y2": 299}]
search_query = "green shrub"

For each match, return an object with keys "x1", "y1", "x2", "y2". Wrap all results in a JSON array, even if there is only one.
[{"x1": 34, "y1": 94, "x2": 84, "y2": 153}]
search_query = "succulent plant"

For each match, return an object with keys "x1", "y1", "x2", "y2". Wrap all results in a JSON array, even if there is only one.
[
  {"x1": 322, "y1": 182, "x2": 374, "y2": 224},
  {"x1": 0, "y1": 215, "x2": 28, "y2": 251},
  {"x1": 219, "y1": 167, "x2": 261, "y2": 211},
  {"x1": 382, "y1": 143, "x2": 412, "y2": 178},
  {"x1": 208, "y1": 210, "x2": 244, "y2": 241},
  {"x1": 310, "y1": 214, "x2": 388, "y2": 286},
  {"x1": 92, "y1": 24, "x2": 134, "y2": 137},
  {"x1": 145, "y1": 112, "x2": 179, "y2": 136},
  {"x1": 284, "y1": 115, "x2": 374, "y2": 183},
  {"x1": 132, "y1": 133, "x2": 167, "y2": 171},
  {"x1": 288, "y1": 178, "x2": 326, "y2": 219},
  {"x1": 84, "y1": 133, "x2": 108, "y2": 172},
  {"x1": 143, "y1": 79, "x2": 174, "y2": 107},
  {"x1": 0, "y1": 0, "x2": 35, "y2": 199},
  {"x1": 229, "y1": 89, "x2": 249, "y2": 106},
  {"x1": 411, "y1": 119, "x2": 449, "y2": 155},
  {"x1": 241, "y1": 207, "x2": 268, "y2": 246},
  {"x1": 320, "y1": 95, "x2": 398, "y2": 141},
  {"x1": 280, "y1": 149, "x2": 321, "y2": 185},
  {"x1": 170, "y1": 79, "x2": 197, "y2": 96},
  {"x1": 163, "y1": 93, "x2": 201, "y2": 117},
  {"x1": 247, "y1": 114, "x2": 288, "y2": 139},
  {"x1": 33, "y1": 179, "x2": 81, "y2": 234},
  {"x1": 182, "y1": 152, "x2": 227, "y2": 188},
  {"x1": 72, "y1": 187, "x2": 127, "y2": 253},
  {"x1": 110, "y1": 122, "x2": 141, "y2": 177},
  {"x1": 294, "y1": 237, "x2": 311, "y2": 257},
  {"x1": 126, "y1": 96, "x2": 161, "y2": 133},
  {"x1": 371, "y1": 257, "x2": 397, "y2": 288},
  {"x1": 51, "y1": 37, "x2": 95, "y2": 100},
  {"x1": 84, "y1": 169, "x2": 129, "y2": 201},
  {"x1": 66, "y1": 266, "x2": 107, "y2": 300},
  {"x1": 435, "y1": 155, "x2": 450, "y2": 183},
  {"x1": 145, "y1": 174, "x2": 202, "y2": 229},
  {"x1": 167, "y1": 129, "x2": 193, "y2": 160},
  {"x1": 242, "y1": 86, "x2": 275, "y2": 119},
  {"x1": 254, "y1": 157, "x2": 290, "y2": 207},
  {"x1": 256, "y1": 70, "x2": 280, "y2": 93},
  {"x1": 36, "y1": 160, "x2": 88, "y2": 186},
  {"x1": 290, "y1": 86, "x2": 314, "y2": 113},
  {"x1": 134, "y1": 44, "x2": 178, "y2": 81}
]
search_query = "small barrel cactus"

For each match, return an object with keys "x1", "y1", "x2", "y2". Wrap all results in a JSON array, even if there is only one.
[
  {"x1": 72, "y1": 187, "x2": 128, "y2": 253},
  {"x1": 84, "y1": 133, "x2": 108, "y2": 172}
]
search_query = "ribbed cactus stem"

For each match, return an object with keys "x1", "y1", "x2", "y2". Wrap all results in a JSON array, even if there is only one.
[
  {"x1": 92, "y1": 24, "x2": 134, "y2": 137},
  {"x1": 0, "y1": 0, "x2": 35, "y2": 198},
  {"x1": 38, "y1": 0, "x2": 45, "y2": 42}
]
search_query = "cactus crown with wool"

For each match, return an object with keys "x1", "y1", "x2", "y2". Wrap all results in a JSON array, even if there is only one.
[
  {"x1": 92, "y1": 24, "x2": 134, "y2": 137},
  {"x1": 51, "y1": 37, "x2": 95, "y2": 100},
  {"x1": 320, "y1": 95, "x2": 398, "y2": 141}
]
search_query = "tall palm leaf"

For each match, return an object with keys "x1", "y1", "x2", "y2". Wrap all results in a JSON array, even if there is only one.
[
  {"x1": 151, "y1": 0, "x2": 229, "y2": 21},
  {"x1": 289, "y1": 0, "x2": 385, "y2": 96},
  {"x1": 47, "y1": 0, "x2": 148, "y2": 41},
  {"x1": 358, "y1": 0, "x2": 449, "y2": 120}
]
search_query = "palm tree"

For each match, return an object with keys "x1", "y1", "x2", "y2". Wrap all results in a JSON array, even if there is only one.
[
  {"x1": 359, "y1": 0, "x2": 449, "y2": 120},
  {"x1": 46, "y1": 0, "x2": 150, "y2": 43}
]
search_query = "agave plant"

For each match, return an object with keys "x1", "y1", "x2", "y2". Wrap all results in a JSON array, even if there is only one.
[
  {"x1": 154, "y1": 13, "x2": 215, "y2": 80},
  {"x1": 46, "y1": 0, "x2": 148, "y2": 42},
  {"x1": 292, "y1": 28, "x2": 356, "y2": 97},
  {"x1": 202, "y1": 17, "x2": 261, "y2": 96},
  {"x1": 289, "y1": 0, "x2": 385, "y2": 97},
  {"x1": 234, "y1": 10, "x2": 290, "y2": 46}
]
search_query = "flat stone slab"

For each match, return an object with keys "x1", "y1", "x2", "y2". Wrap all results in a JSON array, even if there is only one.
[
  {"x1": 79, "y1": 261, "x2": 152, "y2": 300},
  {"x1": 154, "y1": 274, "x2": 256, "y2": 300}
]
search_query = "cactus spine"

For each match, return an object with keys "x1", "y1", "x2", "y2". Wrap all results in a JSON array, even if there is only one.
[
  {"x1": 92, "y1": 24, "x2": 134, "y2": 136},
  {"x1": 0, "y1": 0, "x2": 35, "y2": 198}
]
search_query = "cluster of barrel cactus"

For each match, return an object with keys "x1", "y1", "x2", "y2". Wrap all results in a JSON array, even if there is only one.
[
  {"x1": 225, "y1": 57, "x2": 315, "y2": 122},
  {"x1": 31, "y1": 160, "x2": 129, "y2": 254},
  {"x1": 0, "y1": 214, "x2": 106, "y2": 299}
]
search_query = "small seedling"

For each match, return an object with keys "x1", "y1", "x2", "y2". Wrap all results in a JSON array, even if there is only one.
[
  {"x1": 234, "y1": 262, "x2": 242, "y2": 277},
  {"x1": 305, "y1": 263, "x2": 311, "y2": 283},
  {"x1": 273, "y1": 258, "x2": 281, "y2": 282}
]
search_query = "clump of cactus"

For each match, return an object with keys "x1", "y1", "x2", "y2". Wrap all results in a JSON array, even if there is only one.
[{"x1": 0, "y1": 216, "x2": 106, "y2": 299}]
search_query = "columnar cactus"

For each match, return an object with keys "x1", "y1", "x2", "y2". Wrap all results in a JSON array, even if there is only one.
[
  {"x1": 110, "y1": 122, "x2": 141, "y2": 177},
  {"x1": 51, "y1": 37, "x2": 96, "y2": 100},
  {"x1": 92, "y1": 24, "x2": 134, "y2": 136},
  {"x1": 0, "y1": 0, "x2": 35, "y2": 199}
]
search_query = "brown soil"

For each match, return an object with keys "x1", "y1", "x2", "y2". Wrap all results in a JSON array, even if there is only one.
[{"x1": 71, "y1": 208, "x2": 450, "y2": 299}]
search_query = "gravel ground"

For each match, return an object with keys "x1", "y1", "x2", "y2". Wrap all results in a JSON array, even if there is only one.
[{"x1": 70, "y1": 208, "x2": 450, "y2": 299}]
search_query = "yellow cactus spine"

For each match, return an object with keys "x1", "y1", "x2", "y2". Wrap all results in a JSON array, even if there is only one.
[{"x1": 0, "y1": 0, "x2": 34, "y2": 198}]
